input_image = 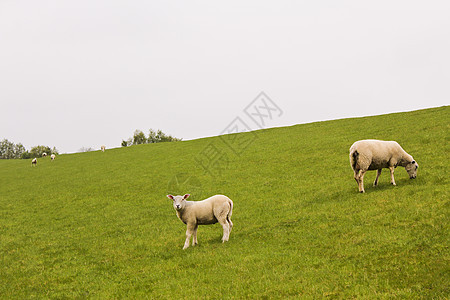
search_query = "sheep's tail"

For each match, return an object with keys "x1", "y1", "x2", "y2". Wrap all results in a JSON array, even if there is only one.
[
  {"x1": 350, "y1": 149, "x2": 359, "y2": 170},
  {"x1": 227, "y1": 199, "x2": 233, "y2": 221},
  {"x1": 226, "y1": 199, "x2": 233, "y2": 234}
]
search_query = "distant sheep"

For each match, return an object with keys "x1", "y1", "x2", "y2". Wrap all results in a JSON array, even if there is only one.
[
  {"x1": 101, "y1": 146, "x2": 106, "y2": 152},
  {"x1": 42, "y1": 152, "x2": 47, "y2": 157},
  {"x1": 167, "y1": 194, "x2": 233, "y2": 249},
  {"x1": 349, "y1": 139, "x2": 418, "y2": 193},
  {"x1": 31, "y1": 158, "x2": 37, "y2": 166},
  {"x1": 51, "y1": 154, "x2": 56, "y2": 161}
]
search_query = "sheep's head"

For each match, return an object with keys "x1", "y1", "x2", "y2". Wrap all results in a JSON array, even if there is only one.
[
  {"x1": 167, "y1": 194, "x2": 190, "y2": 211},
  {"x1": 405, "y1": 160, "x2": 418, "y2": 179}
]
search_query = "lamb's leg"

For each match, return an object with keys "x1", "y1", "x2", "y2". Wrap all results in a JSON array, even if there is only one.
[
  {"x1": 359, "y1": 170, "x2": 366, "y2": 193},
  {"x1": 389, "y1": 166, "x2": 396, "y2": 186},
  {"x1": 374, "y1": 169, "x2": 382, "y2": 186},
  {"x1": 183, "y1": 224, "x2": 195, "y2": 250},
  {"x1": 214, "y1": 202, "x2": 232, "y2": 242},
  {"x1": 193, "y1": 224, "x2": 198, "y2": 246}
]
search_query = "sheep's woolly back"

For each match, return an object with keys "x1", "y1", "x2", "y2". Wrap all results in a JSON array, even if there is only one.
[{"x1": 176, "y1": 195, "x2": 233, "y2": 226}]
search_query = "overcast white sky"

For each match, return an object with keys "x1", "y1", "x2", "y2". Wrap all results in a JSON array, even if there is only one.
[{"x1": 1, "y1": 1, "x2": 449, "y2": 153}]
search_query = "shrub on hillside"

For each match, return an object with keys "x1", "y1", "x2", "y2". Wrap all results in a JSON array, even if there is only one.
[
  {"x1": 30, "y1": 145, "x2": 53, "y2": 158},
  {"x1": 78, "y1": 147, "x2": 94, "y2": 153},
  {"x1": 0, "y1": 139, "x2": 27, "y2": 159},
  {"x1": 132, "y1": 130, "x2": 147, "y2": 145},
  {"x1": 21, "y1": 151, "x2": 32, "y2": 159},
  {"x1": 121, "y1": 129, "x2": 181, "y2": 147},
  {"x1": 0, "y1": 139, "x2": 59, "y2": 159}
]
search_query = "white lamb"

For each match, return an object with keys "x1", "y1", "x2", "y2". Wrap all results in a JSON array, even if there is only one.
[
  {"x1": 101, "y1": 146, "x2": 106, "y2": 152},
  {"x1": 349, "y1": 139, "x2": 418, "y2": 193},
  {"x1": 31, "y1": 158, "x2": 37, "y2": 166},
  {"x1": 51, "y1": 154, "x2": 56, "y2": 161},
  {"x1": 167, "y1": 194, "x2": 233, "y2": 249}
]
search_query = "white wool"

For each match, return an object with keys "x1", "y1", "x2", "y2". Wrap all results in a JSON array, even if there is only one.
[
  {"x1": 349, "y1": 139, "x2": 418, "y2": 193},
  {"x1": 167, "y1": 194, "x2": 233, "y2": 249}
]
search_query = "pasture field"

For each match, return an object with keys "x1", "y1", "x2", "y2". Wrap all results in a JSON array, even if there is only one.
[{"x1": 0, "y1": 106, "x2": 448, "y2": 298}]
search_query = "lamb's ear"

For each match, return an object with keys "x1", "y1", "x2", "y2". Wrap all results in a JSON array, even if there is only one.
[
  {"x1": 167, "y1": 195, "x2": 174, "y2": 200},
  {"x1": 183, "y1": 194, "x2": 190, "y2": 199}
]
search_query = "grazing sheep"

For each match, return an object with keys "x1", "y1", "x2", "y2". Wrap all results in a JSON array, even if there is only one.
[
  {"x1": 42, "y1": 152, "x2": 47, "y2": 157},
  {"x1": 31, "y1": 158, "x2": 37, "y2": 166},
  {"x1": 51, "y1": 154, "x2": 56, "y2": 161},
  {"x1": 167, "y1": 194, "x2": 233, "y2": 249},
  {"x1": 101, "y1": 145, "x2": 106, "y2": 152},
  {"x1": 349, "y1": 139, "x2": 418, "y2": 193}
]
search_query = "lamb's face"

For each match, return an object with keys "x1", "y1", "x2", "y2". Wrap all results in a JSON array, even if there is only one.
[
  {"x1": 167, "y1": 194, "x2": 190, "y2": 211},
  {"x1": 405, "y1": 160, "x2": 418, "y2": 179}
]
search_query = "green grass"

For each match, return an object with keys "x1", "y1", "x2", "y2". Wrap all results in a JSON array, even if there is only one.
[{"x1": 1, "y1": 106, "x2": 449, "y2": 298}]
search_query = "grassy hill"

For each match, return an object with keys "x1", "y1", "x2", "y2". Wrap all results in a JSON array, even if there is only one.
[{"x1": 0, "y1": 106, "x2": 448, "y2": 298}]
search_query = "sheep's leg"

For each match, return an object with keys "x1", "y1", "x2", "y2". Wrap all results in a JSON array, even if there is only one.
[
  {"x1": 217, "y1": 215, "x2": 230, "y2": 242},
  {"x1": 374, "y1": 169, "x2": 382, "y2": 186},
  {"x1": 358, "y1": 170, "x2": 366, "y2": 193},
  {"x1": 353, "y1": 169, "x2": 361, "y2": 191},
  {"x1": 193, "y1": 224, "x2": 198, "y2": 246},
  {"x1": 220, "y1": 220, "x2": 230, "y2": 242},
  {"x1": 389, "y1": 166, "x2": 396, "y2": 185},
  {"x1": 227, "y1": 217, "x2": 233, "y2": 234},
  {"x1": 183, "y1": 224, "x2": 195, "y2": 250}
]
